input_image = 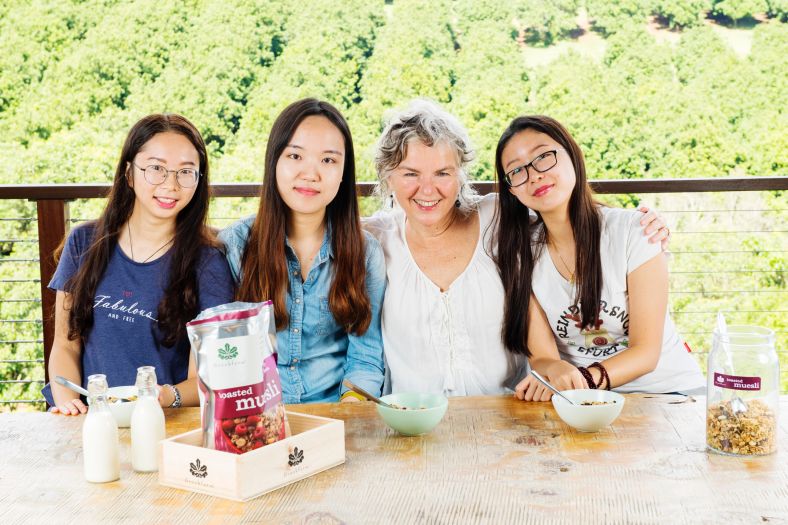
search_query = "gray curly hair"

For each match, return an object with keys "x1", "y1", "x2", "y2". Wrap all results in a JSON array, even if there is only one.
[{"x1": 374, "y1": 99, "x2": 479, "y2": 213}]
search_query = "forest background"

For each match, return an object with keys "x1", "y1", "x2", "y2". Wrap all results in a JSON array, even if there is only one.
[{"x1": 0, "y1": 0, "x2": 785, "y2": 407}]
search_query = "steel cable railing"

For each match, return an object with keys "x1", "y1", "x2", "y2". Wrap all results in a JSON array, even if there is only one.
[{"x1": 0, "y1": 179, "x2": 785, "y2": 409}]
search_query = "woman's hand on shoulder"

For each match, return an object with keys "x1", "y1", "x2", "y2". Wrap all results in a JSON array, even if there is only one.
[
  {"x1": 638, "y1": 206, "x2": 671, "y2": 251},
  {"x1": 50, "y1": 398, "x2": 87, "y2": 415}
]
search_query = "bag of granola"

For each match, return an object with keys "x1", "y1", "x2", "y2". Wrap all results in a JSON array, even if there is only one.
[{"x1": 187, "y1": 301, "x2": 289, "y2": 454}]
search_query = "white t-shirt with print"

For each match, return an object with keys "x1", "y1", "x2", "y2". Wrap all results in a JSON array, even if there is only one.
[{"x1": 531, "y1": 207, "x2": 704, "y2": 393}]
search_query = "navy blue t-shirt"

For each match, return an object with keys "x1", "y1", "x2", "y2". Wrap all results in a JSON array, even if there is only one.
[{"x1": 42, "y1": 223, "x2": 235, "y2": 405}]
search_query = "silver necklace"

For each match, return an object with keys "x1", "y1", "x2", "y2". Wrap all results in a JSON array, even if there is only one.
[{"x1": 127, "y1": 222, "x2": 174, "y2": 263}]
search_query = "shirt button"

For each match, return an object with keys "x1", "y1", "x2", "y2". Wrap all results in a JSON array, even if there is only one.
[
  {"x1": 292, "y1": 328, "x2": 299, "y2": 334},
  {"x1": 290, "y1": 365, "x2": 296, "y2": 370},
  {"x1": 293, "y1": 270, "x2": 299, "y2": 276},
  {"x1": 295, "y1": 298, "x2": 301, "y2": 304},
  {"x1": 292, "y1": 358, "x2": 299, "y2": 363}
]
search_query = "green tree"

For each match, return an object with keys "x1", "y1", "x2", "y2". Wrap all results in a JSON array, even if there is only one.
[
  {"x1": 0, "y1": 0, "x2": 101, "y2": 115},
  {"x1": 514, "y1": 0, "x2": 580, "y2": 46},
  {"x1": 2, "y1": 1, "x2": 198, "y2": 142},
  {"x1": 220, "y1": 0, "x2": 383, "y2": 184},
  {"x1": 767, "y1": 0, "x2": 788, "y2": 20},
  {"x1": 654, "y1": 0, "x2": 711, "y2": 28},
  {"x1": 125, "y1": 0, "x2": 291, "y2": 158},
  {"x1": 351, "y1": 0, "x2": 458, "y2": 179},
  {"x1": 450, "y1": 1, "x2": 530, "y2": 179},
  {"x1": 738, "y1": 23, "x2": 788, "y2": 177},
  {"x1": 585, "y1": 0, "x2": 650, "y2": 35},
  {"x1": 712, "y1": 0, "x2": 769, "y2": 20}
]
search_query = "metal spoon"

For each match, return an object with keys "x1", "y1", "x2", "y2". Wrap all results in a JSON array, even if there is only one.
[
  {"x1": 716, "y1": 313, "x2": 747, "y2": 416},
  {"x1": 342, "y1": 379, "x2": 396, "y2": 409},
  {"x1": 529, "y1": 370, "x2": 577, "y2": 405},
  {"x1": 54, "y1": 375, "x2": 134, "y2": 403},
  {"x1": 55, "y1": 375, "x2": 90, "y2": 397}
]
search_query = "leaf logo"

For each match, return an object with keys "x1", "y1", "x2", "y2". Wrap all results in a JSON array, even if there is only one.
[
  {"x1": 288, "y1": 447, "x2": 304, "y2": 467},
  {"x1": 218, "y1": 343, "x2": 238, "y2": 360},
  {"x1": 189, "y1": 458, "x2": 208, "y2": 478}
]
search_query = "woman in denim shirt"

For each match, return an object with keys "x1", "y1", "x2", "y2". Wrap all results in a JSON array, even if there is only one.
[{"x1": 220, "y1": 99, "x2": 386, "y2": 404}]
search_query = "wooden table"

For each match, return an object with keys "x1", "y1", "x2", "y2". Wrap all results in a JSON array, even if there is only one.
[{"x1": 1, "y1": 395, "x2": 787, "y2": 524}]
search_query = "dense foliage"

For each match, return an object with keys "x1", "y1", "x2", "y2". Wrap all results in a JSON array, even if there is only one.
[{"x1": 0, "y1": 0, "x2": 785, "y2": 407}]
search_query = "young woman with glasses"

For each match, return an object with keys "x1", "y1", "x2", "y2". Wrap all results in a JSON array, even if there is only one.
[
  {"x1": 220, "y1": 99, "x2": 386, "y2": 404},
  {"x1": 45, "y1": 114, "x2": 235, "y2": 414},
  {"x1": 494, "y1": 116, "x2": 704, "y2": 400}
]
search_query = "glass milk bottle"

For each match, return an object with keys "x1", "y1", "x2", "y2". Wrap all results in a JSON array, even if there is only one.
[
  {"x1": 83, "y1": 374, "x2": 120, "y2": 483},
  {"x1": 131, "y1": 366, "x2": 166, "y2": 472},
  {"x1": 706, "y1": 325, "x2": 779, "y2": 456}
]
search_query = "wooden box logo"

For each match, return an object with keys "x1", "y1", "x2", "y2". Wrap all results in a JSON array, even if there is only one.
[
  {"x1": 189, "y1": 458, "x2": 208, "y2": 478},
  {"x1": 288, "y1": 447, "x2": 304, "y2": 467}
]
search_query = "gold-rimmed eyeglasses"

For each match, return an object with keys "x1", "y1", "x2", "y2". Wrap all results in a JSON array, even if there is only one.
[{"x1": 133, "y1": 163, "x2": 200, "y2": 188}]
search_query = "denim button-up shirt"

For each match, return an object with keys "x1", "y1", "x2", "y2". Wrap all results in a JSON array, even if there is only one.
[{"x1": 219, "y1": 216, "x2": 386, "y2": 403}]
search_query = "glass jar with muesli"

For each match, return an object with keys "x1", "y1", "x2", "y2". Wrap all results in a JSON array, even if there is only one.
[{"x1": 706, "y1": 325, "x2": 778, "y2": 456}]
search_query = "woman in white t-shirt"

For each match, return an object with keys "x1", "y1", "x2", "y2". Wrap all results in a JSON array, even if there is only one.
[
  {"x1": 365, "y1": 100, "x2": 671, "y2": 397},
  {"x1": 493, "y1": 115, "x2": 704, "y2": 399}
]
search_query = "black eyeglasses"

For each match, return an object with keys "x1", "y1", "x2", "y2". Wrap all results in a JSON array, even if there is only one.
[
  {"x1": 503, "y1": 150, "x2": 558, "y2": 188},
  {"x1": 133, "y1": 163, "x2": 200, "y2": 188}
]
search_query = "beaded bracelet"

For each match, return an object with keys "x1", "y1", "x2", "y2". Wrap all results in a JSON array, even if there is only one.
[
  {"x1": 164, "y1": 384, "x2": 182, "y2": 408},
  {"x1": 588, "y1": 362, "x2": 611, "y2": 391},
  {"x1": 577, "y1": 366, "x2": 597, "y2": 389}
]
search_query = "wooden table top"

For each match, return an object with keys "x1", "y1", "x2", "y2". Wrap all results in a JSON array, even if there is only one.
[{"x1": 1, "y1": 395, "x2": 787, "y2": 524}]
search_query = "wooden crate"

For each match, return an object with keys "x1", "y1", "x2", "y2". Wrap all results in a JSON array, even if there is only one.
[{"x1": 158, "y1": 411, "x2": 345, "y2": 501}]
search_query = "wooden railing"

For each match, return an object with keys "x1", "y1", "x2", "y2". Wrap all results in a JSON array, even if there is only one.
[{"x1": 0, "y1": 176, "x2": 786, "y2": 405}]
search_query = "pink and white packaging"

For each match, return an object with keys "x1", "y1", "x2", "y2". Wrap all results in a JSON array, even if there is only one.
[{"x1": 187, "y1": 301, "x2": 288, "y2": 454}]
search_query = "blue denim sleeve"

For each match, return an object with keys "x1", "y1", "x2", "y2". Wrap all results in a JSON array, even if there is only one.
[
  {"x1": 341, "y1": 232, "x2": 387, "y2": 396},
  {"x1": 217, "y1": 216, "x2": 254, "y2": 284}
]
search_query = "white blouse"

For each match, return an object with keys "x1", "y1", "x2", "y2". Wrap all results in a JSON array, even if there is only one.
[{"x1": 364, "y1": 194, "x2": 527, "y2": 396}]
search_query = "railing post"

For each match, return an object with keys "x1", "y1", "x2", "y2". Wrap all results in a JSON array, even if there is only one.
[{"x1": 35, "y1": 199, "x2": 69, "y2": 386}]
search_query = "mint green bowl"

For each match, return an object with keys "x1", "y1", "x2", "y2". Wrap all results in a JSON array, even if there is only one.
[{"x1": 376, "y1": 392, "x2": 448, "y2": 436}]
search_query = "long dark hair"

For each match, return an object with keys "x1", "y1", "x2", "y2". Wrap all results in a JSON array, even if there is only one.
[
  {"x1": 494, "y1": 115, "x2": 602, "y2": 357},
  {"x1": 65, "y1": 114, "x2": 214, "y2": 347},
  {"x1": 237, "y1": 98, "x2": 371, "y2": 334}
]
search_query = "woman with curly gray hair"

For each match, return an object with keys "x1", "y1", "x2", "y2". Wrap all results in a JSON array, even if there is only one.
[
  {"x1": 364, "y1": 99, "x2": 670, "y2": 397},
  {"x1": 365, "y1": 99, "x2": 526, "y2": 396}
]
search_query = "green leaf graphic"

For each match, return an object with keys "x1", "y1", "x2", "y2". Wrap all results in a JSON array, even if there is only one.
[{"x1": 218, "y1": 343, "x2": 238, "y2": 360}]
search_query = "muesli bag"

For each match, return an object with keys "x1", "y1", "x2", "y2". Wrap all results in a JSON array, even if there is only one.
[{"x1": 187, "y1": 301, "x2": 288, "y2": 454}]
